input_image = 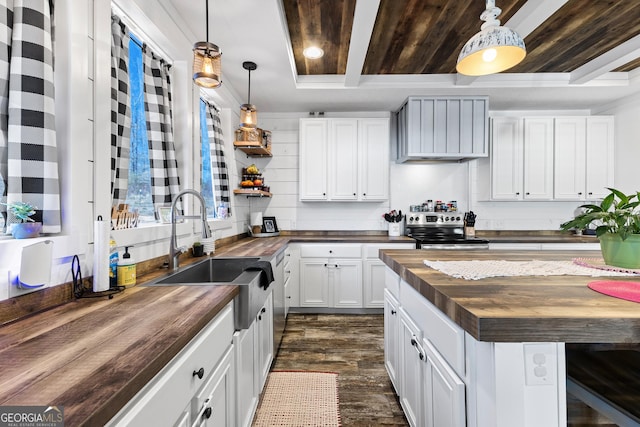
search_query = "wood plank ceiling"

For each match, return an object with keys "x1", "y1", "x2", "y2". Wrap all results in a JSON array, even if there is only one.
[{"x1": 283, "y1": 0, "x2": 640, "y2": 76}]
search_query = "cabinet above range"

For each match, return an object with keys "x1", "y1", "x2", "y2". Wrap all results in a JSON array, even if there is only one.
[{"x1": 395, "y1": 96, "x2": 489, "y2": 162}]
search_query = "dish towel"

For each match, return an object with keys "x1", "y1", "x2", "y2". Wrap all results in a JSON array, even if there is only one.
[
  {"x1": 244, "y1": 261, "x2": 274, "y2": 289},
  {"x1": 588, "y1": 281, "x2": 640, "y2": 303},
  {"x1": 423, "y1": 259, "x2": 636, "y2": 281}
]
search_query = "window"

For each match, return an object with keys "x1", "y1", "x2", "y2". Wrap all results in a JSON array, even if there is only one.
[
  {"x1": 200, "y1": 100, "x2": 216, "y2": 219},
  {"x1": 124, "y1": 34, "x2": 154, "y2": 220}
]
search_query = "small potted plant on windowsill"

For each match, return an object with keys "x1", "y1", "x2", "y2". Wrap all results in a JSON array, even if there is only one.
[
  {"x1": 192, "y1": 241, "x2": 204, "y2": 257},
  {"x1": 560, "y1": 188, "x2": 640, "y2": 269},
  {"x1": 3, "y1": 201, "x2": 42, "y2": 239}
]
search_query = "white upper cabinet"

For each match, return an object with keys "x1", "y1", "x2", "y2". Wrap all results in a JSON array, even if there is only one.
[
  {"x1": 358, "y1": 119, "x2": 390, "y2": 201},
  {"x1": 491, "y1": 117, "x2": 523, "y2": 200},
  {"x1": 522, "y1": 117, "x2": 554, "y2": 200},
  {"x1": 491, "y1": 115, "x2": 614, "y2": 201},
  {"x1": 554, "y1": 116, "x2": 614, "y2": 200},
  {"x1": 491, "y1": 117, "x2": 554, "y2": 200},
  {"x1": 585, "y1": 116, "x2": 615, "y2": 199},
  {"x1": 299, "y1": 119, "x2": 329, "y2": 200},
  {"x1": 299, "y1": 118, "x2": 389, "y2": 202}
]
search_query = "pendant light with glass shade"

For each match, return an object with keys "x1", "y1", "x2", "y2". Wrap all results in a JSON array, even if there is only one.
[
  {"x1": 456, "y1": 0, "x2": 526, "y2": 76},
  {"x1": 193, "y1": 0, "x2": 222, "y2": 88},
  {"x1": 240, "y1": 61, "x2": 258, "y2": 130}
]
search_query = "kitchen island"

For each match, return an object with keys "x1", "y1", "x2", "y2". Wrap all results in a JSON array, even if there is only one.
[{"x1": 380, "y1": 249, "x2": 640, "y2": 427}]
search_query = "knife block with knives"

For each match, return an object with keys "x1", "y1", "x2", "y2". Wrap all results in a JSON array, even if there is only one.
[{"x1": 464, "y1": 211, "x2": 476, "y2": 238}]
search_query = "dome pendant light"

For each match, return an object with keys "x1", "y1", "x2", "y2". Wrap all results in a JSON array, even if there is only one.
[
  {"x1": 456, "y1": 0, "x2": 526, "y2": 76},
  {"x1": 240, "y1": 61, "x2": 258, "y2": 130},
  {"x1": 193, "y1": 0, "x2": 222, "y2": 88}
]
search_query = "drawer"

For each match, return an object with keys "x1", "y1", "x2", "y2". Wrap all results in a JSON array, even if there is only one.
[
  {"x1": 300, "y1": 243, "x2": 361, "y2": 258},
  {"x1": 363, "y1": 243, "x2": 415, "y2": 258},
  {"x1": 400, "y1": 280, "x2": 465, "y2": 377}
]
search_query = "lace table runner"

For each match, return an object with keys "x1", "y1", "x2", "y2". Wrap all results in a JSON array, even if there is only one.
[{"x1": 423, "y1": 259, "x2": 637, "y2": 281}]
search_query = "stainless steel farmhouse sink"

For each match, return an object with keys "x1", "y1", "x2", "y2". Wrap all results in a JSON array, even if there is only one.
[
  {"x1": 146, "y1": 257, "x2": 270, "y2": 330},
  {"x1": 154, "y1": 257, "x2": 261, "y2": 284}
]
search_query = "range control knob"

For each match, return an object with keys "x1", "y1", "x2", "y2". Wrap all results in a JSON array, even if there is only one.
[
  {"x1": 456, "y1": 216, "x2": 461, "y2": 221},
  {"x1": 444, "y1": 216, "x2": 449, "y2": 221}
]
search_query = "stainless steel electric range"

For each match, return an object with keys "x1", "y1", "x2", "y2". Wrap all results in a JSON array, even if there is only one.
[{"x1": 406, "y1": 212, "x2": 489, "y2": 249}]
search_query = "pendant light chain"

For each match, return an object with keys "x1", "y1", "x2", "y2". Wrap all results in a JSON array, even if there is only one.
[
  {"x1": 247, "y1": 68, "x2": 251, "y2": 104},
  {"x1": 205, "y1": 0, "x2": 209, "y2": 43}
]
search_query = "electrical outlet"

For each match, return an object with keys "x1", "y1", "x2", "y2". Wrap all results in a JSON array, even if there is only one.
[{"x1": 524, "y1": 343, "x2": 556, "y2": 386}]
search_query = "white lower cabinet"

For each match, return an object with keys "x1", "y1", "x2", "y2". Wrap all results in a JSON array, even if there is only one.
[
  {"x1": 233, "y1": 326, "x2": 257, "y2": 427},
  {"x1": 363, "y1": 243, "x2": 415, "y2": 308},
  {"x1": 191, "y1": 346, "x2": 235, "y2": 427},
  {"x1": 295, "y1": 243, "x2": 414, "y2": 309},
  {"x1": 383, "y1": 289, "x2": 400, "y2": 392},
  {"x1": 385, "y1": 268, "x2": 568, "y2": 427},
  {"x1": 399, "y1": 308, "x2": 425, "y2": 427},
  {"x1": 256, "y1": 292, "x2": 274, "y2": 392},
  {"x1": 422, "y1": 338, "x2": 465, "y2": 427},
  {"x1": 106, "y1": 302, "x2": 235, "y2": 427},
  {"x1": 234, "y1": 292, "x2": 274, "y2": 427},
  {"x1": 299, "y1": 257, "x2": 362, "y2": 308}
]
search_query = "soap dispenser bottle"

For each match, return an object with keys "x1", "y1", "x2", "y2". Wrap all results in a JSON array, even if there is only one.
[{"x1": 117, "y1": 246, "x2": 136, "y2": 287}]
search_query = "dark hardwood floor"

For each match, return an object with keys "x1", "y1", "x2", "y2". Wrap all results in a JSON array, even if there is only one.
[
  {"x1": 272, "y1": 313, "x2": 408, "y2": 426},
  {"x1": 272, "y1": 313, "x2": 619, "y2": 426}
]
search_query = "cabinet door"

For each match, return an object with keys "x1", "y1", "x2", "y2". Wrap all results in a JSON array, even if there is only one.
[
  {"x1": 523, "y1": 118, "x2": 554, "y2": 200},
  {"x1": 491, "y1": 117, "x2": 523, "y2": 200},
  {"x1": 384, "y1": 290, "x2": 401, "y2": 393},
  {"x1": 255, "y1": 293, "x2": 274, "y2": 393},
  {"x1": 422, "y1": 339, "x2": 465, "y2": 427},
  {"x1": 330, "y1": 259, "x2": 362, "y2": 308},
  {"x1": 554, "y1": 117, "x2": 587, "y2": 200},
  {"x1": 299, "y1": 259, "x2": 329, "y2": 307},
  {"x1": 399, "y1": 309, "x2": 424, "y2": 427},
  {"x1": 363, "y1": 260, "x2": 386, "y2": 308},
  {"x1": 299, "y1": 119, "x2": 328, "y2": 200},
  {"x1": 329, "y1": 119, "x2": 358, "y2": 200},
  {"x1": 192, "y1": 346, "x2": 235, "y2": 427},
  {"x1": 358, "y1": 119, "x2": 389, "y2": 201},
  {"x1": 586, "y1": 116, "x2": 614, "y2": 199},
  {"x1": 233, "y1": 328, "x2": 258, "y2": 427}
]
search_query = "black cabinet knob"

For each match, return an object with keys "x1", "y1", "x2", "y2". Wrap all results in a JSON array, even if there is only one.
[
  {"x1": 203, "y1": 407, "x2": 212, "y2": 419},
  {"x1": 391, "y1": 309, "x2": 396, "y2": 315},
  {"x1": 193, "y1": 367, "x2": 205, "y2": 379}
]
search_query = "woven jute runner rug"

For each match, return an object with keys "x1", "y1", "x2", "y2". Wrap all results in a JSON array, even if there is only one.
[{"x1": 252, "y1": 371, "x2": 341, "y2": 427}]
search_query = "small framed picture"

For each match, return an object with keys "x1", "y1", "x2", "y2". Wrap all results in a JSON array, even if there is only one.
[
  {"x1": 157, "y1": 206, "x2": 172, "y2": 224},
  {"x1": 262, "y1": 216, "x2": 278, "y2": 233}
]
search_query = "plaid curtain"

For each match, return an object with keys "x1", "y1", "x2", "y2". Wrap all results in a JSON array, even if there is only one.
[
  {"x1": 204, "y1": 102, "x2": 230, "y2": 211},
  {"x1": 0, "y1": 0, "x2": 61, "y2": 233},
  {"x1": 110, "y1": 15, "x2": 131, "y2": 205},
  {"x1": 142, "y1": 45, "x2": 179, "y2": 209}
]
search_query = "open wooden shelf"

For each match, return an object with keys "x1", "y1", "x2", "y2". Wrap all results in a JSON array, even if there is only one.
[
  {"x1": 233, "y1": 188, "x2": 272, "y2": 197},
  {"x1": 233, "y1": 141, "x2": 272, "y2": 157}
]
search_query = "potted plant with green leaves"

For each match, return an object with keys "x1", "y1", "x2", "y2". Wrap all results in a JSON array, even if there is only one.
[
  {"x1": 560, "y1": 188, "x2": 640, "y2": 269},
  {"x1": 192, "y1": 241, "x2": 204, "y2": 257},
  {"x1": 3, "y1": 201, "x2": 42, "y2": 239}
]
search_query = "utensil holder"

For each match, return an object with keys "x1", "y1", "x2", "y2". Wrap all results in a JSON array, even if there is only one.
[{"x1": 388, "y1": 222, "x2": 402, "y2": 237}]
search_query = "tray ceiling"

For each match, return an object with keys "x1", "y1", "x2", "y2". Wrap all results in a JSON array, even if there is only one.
[{"x1": 165, "y1": 0, "x2": 640, "y2": 112}]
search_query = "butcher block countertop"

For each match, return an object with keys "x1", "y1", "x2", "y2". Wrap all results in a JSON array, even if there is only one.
[
  {"x1": 0, "y1": 284, "x2": 238, "y2": 426},
  {"x1": 380, "y1": 249, "x2": 640, "y2": 344}
]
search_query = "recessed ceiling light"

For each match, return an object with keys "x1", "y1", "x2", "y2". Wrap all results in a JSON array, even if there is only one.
[{"x1": 303, "y1": 46, "x2": 324, "y2": 59}]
